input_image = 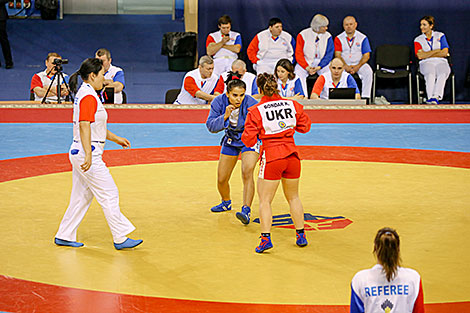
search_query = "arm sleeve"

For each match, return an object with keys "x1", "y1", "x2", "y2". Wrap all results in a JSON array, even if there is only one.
[
  {"x1": 184, "y1": 76, "x2": 200, "y2": 97},
  {"x1": 294, "y1": 79, "x2": 305, "y2": 96},
  {"x1": 79, "y1": 95, "x2": 98, "y2": 122},
  {"x1": 247, "y1": 35, "x2": 260, "y2": 64},
  {"x1": 234, "y1": 34, "x2": 242, "y2": 48},
  {"x1": 334, "y1": 37, "x2": 343, "y2": 52},
  {"x1": 294, "y1": 102, "x2": 311, "y2": 133},
  {"x1": 31, "y1": 74, "x2": 43, "y2": 91},
  {"x1": 361, "y1": 37, "x2": 372, "y2": 54},
  {"x1": 350, "y1": 283, "x2": 365, "y2": 313},
  {"x1": 113, "y1": 70, "x2": 125, "y2": 88},
  {"x1": 414, "y1": 41, "x2": 423, "y2": 56},
  {"x1": 440, "y1": 34, "x2": 449, "y2": 50},
  {"x1": 206, "y1": 34, "x2": 215, "y2": 48},
  {"x1": 251, "y1": 78, "x2": 259, "y2": 95},
  {"x1": 290, "y1": 36, "x2": 296, "y2": 63},
  {"x1": 318, "y1": 37, "x2": 335, "y2": 69},
  {"x1": 412, "y1": 280, "x2": 425, "y2": 313},
  {"x1": 214, "y1": 76, "x2": 225, "y2": 94},
  {"x1": 312, "y1": 75, "x2": 325, "y2": 96},
  {"x1": 347, "y1": 75, "x2": 360, "y2": 94},
  {"x1": 241, "y1": 109, "x2": 261, "y2": 147},
  {"x1": 205, "y1": 96, "x2": 228, "y2": 133},
  {"x1": 295, "y1": 33, "x2": 309, "y2": 69}
]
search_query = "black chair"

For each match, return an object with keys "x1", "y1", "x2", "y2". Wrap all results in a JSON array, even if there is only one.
[
  {"x1": 122, "y1": 91, "x2": 127, "y2": 104},
  {"x1": 416, "y1": 56, "x2": 455, "y2": 104},
  {"x1": 372, "y1": 44, "x2": 412, "y2": 104},
  {"x1": 165, "y1": 88, "x2": 181, "y2": 104},
  {"x1": 30, "y1": 91, "x2": 35, "y2": 101}
]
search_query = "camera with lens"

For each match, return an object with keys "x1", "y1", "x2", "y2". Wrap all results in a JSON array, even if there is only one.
[{"x1": 52, "y1": 58, "x2": 68, "y2": 65}]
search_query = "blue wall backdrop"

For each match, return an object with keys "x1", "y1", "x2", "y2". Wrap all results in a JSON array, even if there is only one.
[{"x1": 198, "y1": 0, "x2": 470, "y2": 102}]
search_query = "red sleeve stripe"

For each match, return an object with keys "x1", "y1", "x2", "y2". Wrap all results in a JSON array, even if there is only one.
[
  {"x1": 247, "y1": 35, "x2": 260, "y2": 64},
  {"x1": 184, "y1": 76, "x2": 200, "y2": 97},
  {"x1": 206, "y1": 34, "x2": 215, "y2": 49},
  {"x1": 30, "y1": 74, "x2": 43, "y2": 92},
  {"x1": 295, "y1": 34, "x2": 309, "y2": 69},
  {"x1": 334, "y1": 37, "x2": 343, "y2": 52},
  {"x1": 414, "y1": 42, "x2": 423, "y2": 56},
  {"x1": 79, "y1": 95, "x2": 98, "y2": 123},
  {"x1": 312, "y1": 75, "x2": 326, "y2": 96}
]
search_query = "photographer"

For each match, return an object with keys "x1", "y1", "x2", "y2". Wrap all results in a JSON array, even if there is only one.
[{"x1": 30, "y1": 52, "x2": 69, "y2": 103}]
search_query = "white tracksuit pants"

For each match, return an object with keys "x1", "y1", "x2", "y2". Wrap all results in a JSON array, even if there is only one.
[
  {"x1": 55, "y1": 142, "x2": 135, "y2": 243},
  {"x1": 419, "y1": 58, "x2": 450, "y2": 100}
]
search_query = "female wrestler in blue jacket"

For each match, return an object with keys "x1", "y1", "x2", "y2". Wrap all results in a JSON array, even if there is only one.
[{"x1": 206, "y1": 72, "x2": 259, "y2": 224}]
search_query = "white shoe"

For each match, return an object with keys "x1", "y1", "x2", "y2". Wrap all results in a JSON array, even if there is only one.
[{"x1": 380, "y1": 96, "x2": 390, "y2": 105}]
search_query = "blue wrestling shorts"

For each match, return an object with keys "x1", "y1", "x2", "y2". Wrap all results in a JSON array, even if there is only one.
[{"x1": 220, "y1": 137, "x2": 260, "y2": 156}]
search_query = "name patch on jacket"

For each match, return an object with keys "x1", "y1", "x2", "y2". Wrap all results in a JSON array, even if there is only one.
[{"x1": 258, "y1": 100, "x2": 297, "y2": 135}]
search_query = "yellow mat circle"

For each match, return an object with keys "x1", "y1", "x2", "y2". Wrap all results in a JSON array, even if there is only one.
[{"x1": 0, "y1": 161, "x2": 469, "y2": 304}]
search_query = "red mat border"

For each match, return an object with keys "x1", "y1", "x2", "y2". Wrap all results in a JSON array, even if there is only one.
[
  {"x1": 1, "y1": 146, "x2": 469, "y2": 183},
  {"x1": 1, "y1": 108, "x2": 470, "y2": 123}
]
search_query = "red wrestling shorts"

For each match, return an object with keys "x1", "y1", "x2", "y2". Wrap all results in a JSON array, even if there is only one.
[{"x1": 259, "y1": 153, "x2": 301, "y2": 180}]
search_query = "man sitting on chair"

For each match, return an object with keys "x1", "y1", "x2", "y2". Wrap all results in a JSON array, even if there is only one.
[
  {"x1": 174, "y1": 55, "x2": 220, "y2": 105},
  {"x1": 95, "y1": 48, "x2": 126, "y2": 104},
  {"x1": 310, "y1": 58, "x2": 360, "y2": 100},
  {"x1": 30, "y1": 52, "x2": 69, "y2": 103}
]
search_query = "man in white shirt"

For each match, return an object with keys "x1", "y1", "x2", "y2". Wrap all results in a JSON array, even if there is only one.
[
  {"x1": 334, "y1": 16, "x2": 373, "y2": 101},
  {"x1": 206, "y1": 15, "x2": 242, "y2": 77},
  {"x1": 174, "y1": 55, "x2": 220, "y2": 105},
  {"x1": 95, "y1": 48, "x2": 126, "y2": 104},
  {"x1": 247, "y1": 17, "x2": 295, "y2": 75}
]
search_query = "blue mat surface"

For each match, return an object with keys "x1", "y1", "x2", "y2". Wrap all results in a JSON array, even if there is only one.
[{"x1": 1, "y1": 123, "x2": 469, "y2": 160}]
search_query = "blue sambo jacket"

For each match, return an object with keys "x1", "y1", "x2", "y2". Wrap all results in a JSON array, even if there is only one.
[{"x1": 206, "y1": 93, "x2": 258, "y2": 147}]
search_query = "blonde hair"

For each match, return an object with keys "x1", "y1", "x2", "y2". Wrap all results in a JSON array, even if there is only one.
[{"x1": 310, "y1": 14, "x2": 329, "y2": 32}]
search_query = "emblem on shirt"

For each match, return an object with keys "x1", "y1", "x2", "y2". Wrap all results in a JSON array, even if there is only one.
[
  {"x1": 278, "y1": 121, "x2": 286, "y2": 128},
  {"x1": 381, "y1": 299, "x2": 394, "y2": 313},
  {"x1": 253, "y1": 213, "x2": 353, "y2": 231}
]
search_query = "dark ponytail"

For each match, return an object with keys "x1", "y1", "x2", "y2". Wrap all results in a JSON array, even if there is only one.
[
  {"x1": 257, "y1": 72, "x2": 279, "y2": 97},
  {"x1": 225, "y1": 71, "x2": 246, "y2": 93},
  {"x1": 374, "y1": 227, "x2": 401, "y2": 282},
  {"x1": 68, "y1": 58, "x2": 103, "y2": 94}
]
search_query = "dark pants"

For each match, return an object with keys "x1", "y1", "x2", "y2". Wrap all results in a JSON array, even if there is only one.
[{"x1": 0, "y1": 20, "x2": 13, "y2": 66}]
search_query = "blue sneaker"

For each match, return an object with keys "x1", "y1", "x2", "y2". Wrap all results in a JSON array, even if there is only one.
[
  {"x1": 426, "y1": 98, "x2": 439, "y2": 104},
  {"x1": 296, "y1": 232, "x2": 308, "y2": 247},
  {"x1": 255, "y1": 235, "x2": 273, "y2": 253},
  {"x1": 114, "y1": 238, "x2": 143, "y2": 250},
  {"x1": 210, "y1": 200, "x2": 232, "y2": 212},
  {"x1": 236, "y1": 205, "x2": 251, "y2": 224},
  {"x1": 54, "y1": 238, "x2": 84, "y2": 247}
]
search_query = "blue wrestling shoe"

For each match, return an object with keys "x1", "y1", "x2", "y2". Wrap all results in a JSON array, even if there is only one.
[
  {"x1": 54, "y1": 238, "x2": 84, "y2": 247},
  {"x1": 426, "y1": 98, "x2": 439, "y2": 104},
  {"x1": 114, "y1": 238, "x2": 143, "y2": 250},
  {"x1": 255, "y1": 235, "x2": 273, "y2": 253},
  {"x1": 296, "y1": 232, "x2": 308, "y2": 247},
  {"x1": 236, "y1": 205, "x2": 251, "y2": 225},
  {"x1": 210, "y1": 200, "x2": 232, "y2": 212}
]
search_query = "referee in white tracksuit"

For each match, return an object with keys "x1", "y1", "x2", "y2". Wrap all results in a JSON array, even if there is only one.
[{"x1": 54, "y1": 58, "x2": 142, "y2": 250}]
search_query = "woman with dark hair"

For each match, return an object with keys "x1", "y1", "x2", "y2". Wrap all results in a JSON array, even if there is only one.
[
  {"x1": 350, "y1": 227, "x2": 425, "y2": 313},
  {"x1": 206, "y1": 72, "x2": 259, "y2": 224},
  {"x1": 55, "y1": 58, "x2": 143, "y2": 250},
  {"x1": 414, "y1": 15, "x2": 451, "y2": 104},
  {"x1": 274, "y1": 58, "x2": 305, "y2": 100},
  {"x1": 242, "y1": 73, "x2": 311, "y2": 253}
]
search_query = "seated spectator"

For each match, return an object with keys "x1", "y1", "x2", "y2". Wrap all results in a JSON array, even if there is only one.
[
  {"x1": 334, "y1": 16, "x2": 373, "y2": 101},
  {"x1": 350, "y1": 227, "x2": 424, "y2": 313},
  {"x1": 206, "y1": 15, "x2": 242, "y2": 77},
  {"x1": 294, "y1": 14, "x2": 334, "y2": 94},
  {"x1": 214, "y1": 59, "x2": 258, "y2": 96},
  {"x1": 30, "y1": 52, "x2": 69, "y2": 103},
  {"x1": 174, "y1": 55, "x2": 220, "y2": 105},
  {"x1": 414, "y1": 15, "x2": 451, "y2": 104},
  {"x1": 247, "y1": 17, "x2": 295, "y2": 75},
  {"x1": 274, "y1": 58, "x2": 305, "y2": 100},
  {"x1": 310, "y1": 58, "x2": 360, "y2": 100},
  {"x1": 95, "y1": 48, "x2": 125, "y2": 104}
]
